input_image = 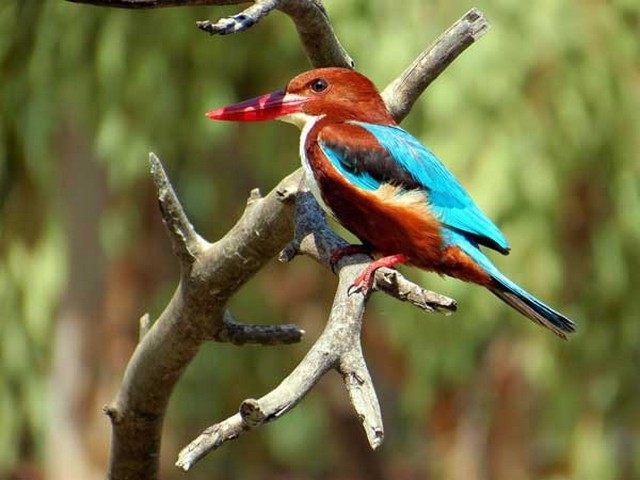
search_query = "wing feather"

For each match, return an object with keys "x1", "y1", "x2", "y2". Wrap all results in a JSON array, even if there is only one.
[{"x1": 317, "y1": 122, "x2": 510, "y2": 254}]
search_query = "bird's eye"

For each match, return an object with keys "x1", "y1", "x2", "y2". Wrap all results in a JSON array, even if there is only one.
[{"x1": 310, "y1": 78, "x2": 329, "y2": 93}]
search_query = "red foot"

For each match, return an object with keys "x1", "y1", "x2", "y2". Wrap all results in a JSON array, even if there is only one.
[
  {"x1": 349, "y1": 254, "x2": 409, "y2": 296},
  {"x1": 330, "y1": 244, "x2": 372, "y2": 272}
]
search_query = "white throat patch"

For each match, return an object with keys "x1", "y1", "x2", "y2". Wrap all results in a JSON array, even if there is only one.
[
  {"x1": 281, "y1": 114, "x2": 333, "y2": 216},
  {"x1": 278, "y1": 112, "x2": 317, "y2": 129}
]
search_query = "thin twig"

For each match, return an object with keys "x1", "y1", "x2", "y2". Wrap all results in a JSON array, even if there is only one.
[
  {"x1": 197, "y1": 0, "x2": 354, "y2": 67},
  {"x1": 214, "y1": 310, "x2": 304, "y2": 345},
  {"x1": 150, "y1": 153, "x2": 207, "y2": 263},
  {"x1": 65, "y1": 0, "x2": 247, "y2": 9},
  {"x1": 197, "y1": 0, "x2": 281, "y2": 35}
]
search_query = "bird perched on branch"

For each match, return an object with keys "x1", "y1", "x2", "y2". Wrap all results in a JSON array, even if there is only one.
[{"x1": 207, "y1": 67, "x2": 575, "y2": 339}]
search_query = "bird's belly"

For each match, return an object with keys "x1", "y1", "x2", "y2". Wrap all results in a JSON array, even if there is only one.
[{"x1": 321, "y1": 182, "x2": 445, "y2": 268}]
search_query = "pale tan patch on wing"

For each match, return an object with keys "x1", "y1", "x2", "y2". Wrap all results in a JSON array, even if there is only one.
[
  {"x1": 370, "y1": 184, "x2": 434, "y2": 219},
  {"x1": 355, "y1": 182, "x2": 443, "y2": 268}
]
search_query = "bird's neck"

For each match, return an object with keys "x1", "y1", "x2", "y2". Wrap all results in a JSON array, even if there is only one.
[{"x1": 283, "y1": 114, "x2": 335, "y2": 216}]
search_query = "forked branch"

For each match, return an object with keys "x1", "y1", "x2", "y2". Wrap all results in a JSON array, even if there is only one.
[
  {"x1": 382, "y1": 7, "x2": 489, "y2": 122},
  {"x1": 62, "y1": 1, "x2": 492, "y2": 478},
  {"x1": 176, "y1": 185, "x2": 456, "y2": 470},
  {"x1": 66, "y1": 0, "x2": 354, "y2": 68},
  {"x1": 106, "y1": 157, "x2": 305, "y2": 479}
]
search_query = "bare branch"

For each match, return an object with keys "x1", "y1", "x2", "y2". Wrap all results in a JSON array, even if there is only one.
[
  {"x1": 277, "y1": 0, "x2": 353, "y2": 68},
  {"x1": 374, "y1": 269, "x2": 457, "y2": 314},
  {"x1": 66, "y1": 0, "x2": 354, "y2": 68},
  {"x1": 197, "y1": 0, "x2": 280, "y2": 35},
  {"x1": 214, "y1": 310, "x2": 304, "y2": 345},
  {"x1": 176, "y1": 414, "x2": 244, "y2": 469},
  {"x1": 106, "y1": 158, "x2": 304, "y2": 479},
  {"x1": 177, "y1": 254, "x2": 379, "y2": 470},
  {"x1": 339, "y1": 346, "x2": 383, "y2": 449},
  {"x1": 176, "y1": 180, "x2": 456, "y2": 470},
  {"x1": 65, "y1": 0, "x2": 247, "y2": 9},
  {"x1": 197, "y1": 0, "x2": 354, "y2": 67},
  {"x1": 382, "y1": 8, "x2": 490, "y2": 122},
  {"x1": 150, "y1": 153, "x2": 206, "y2": 263}
]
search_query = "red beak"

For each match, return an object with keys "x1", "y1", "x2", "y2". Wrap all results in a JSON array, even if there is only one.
[{"x1": 206, "y1": 89, "x2": 307, "y2": 122}]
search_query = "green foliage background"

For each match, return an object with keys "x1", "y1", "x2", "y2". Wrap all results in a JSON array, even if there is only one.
[{"x1": 1, "y1": 0, "x2": 639, "y2": 478}]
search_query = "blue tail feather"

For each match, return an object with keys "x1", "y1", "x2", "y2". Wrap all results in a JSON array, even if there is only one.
[
  {"x1": 487, "y1": 271, "x2": 576, "y2": 339},
  {"x1": 445, "y1": 230, "x2": 576, "y2": 339}
]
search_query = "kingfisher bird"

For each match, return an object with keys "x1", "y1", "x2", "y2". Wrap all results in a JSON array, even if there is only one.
[{"x1": 207, "y1": 68, "x2": 575, "y2": 339}]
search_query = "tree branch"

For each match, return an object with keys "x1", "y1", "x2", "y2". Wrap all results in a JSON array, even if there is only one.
[
  {"x1": 176, "y1": 237, "x2": 382, "y2": 470},
  {"x1": 276, "y1": 0, "x2": 353, "y2": 68},
  {"x1": 105, "y1": 158, "x2": 304, "y2": 479},
  {"x1": 194, "y1": 0, "x2": 355, "y2": 68},
  {"x1": 66, "y1": 0, "x2": 354, "y2": 68},
  {"x1": 213, "y1": 310, "x2": 304, "y2": 345},
  {"x1": 65, "y1": 0, "x2": 247, "y2": 9},
  {"x1": 175, "y1": 182, "x2": 456, "y2": 470},
  {"x1": 382, "y1": 8, "x2": 490, "y2": 123},
  {"x1": 197, "y1": 0, "x2": 281, "y2": 35},
  {"x1": 150, "y1": 153, "x2": 206, "y2": 263},
  {"x1": 63, "y1": 3, "x2": 491, "y2": 478}
]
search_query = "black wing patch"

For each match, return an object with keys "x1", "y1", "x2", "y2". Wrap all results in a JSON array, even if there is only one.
[{"x1": 321, "y1": 140, "x2": 423, "y2": 191}]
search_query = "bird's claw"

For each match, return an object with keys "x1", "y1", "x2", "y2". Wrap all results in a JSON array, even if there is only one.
[
  {"x1": 347, "y1": 271, "x2": 373, "y2": 296},
  {"x1": 347, "y1": 284, "x2": 362, "y2": 296},
  {"x1": 346, "y1": 253, "x2": 409, "y2": 296}
]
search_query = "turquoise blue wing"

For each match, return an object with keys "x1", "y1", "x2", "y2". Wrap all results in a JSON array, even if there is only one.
[{"x1": 318, "y1": 122, "x2": 510, "y2": 254}]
